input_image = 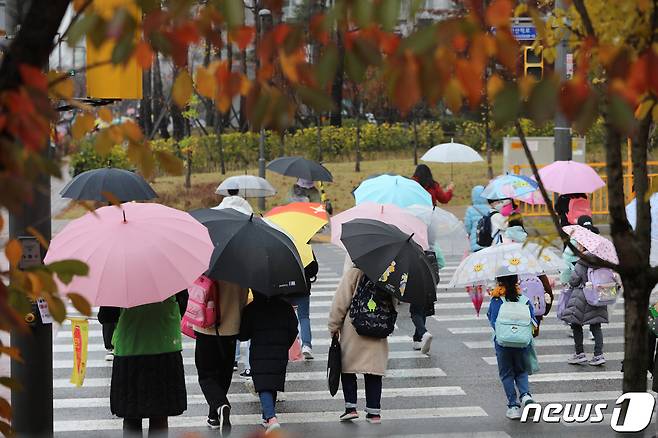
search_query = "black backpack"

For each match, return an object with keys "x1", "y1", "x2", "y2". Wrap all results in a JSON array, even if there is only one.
[
  {"x1": 349, "y1": 276, "x2": 397, "y2": 339},
  {"x1": 476, "y1": 211, "x2": 497, "y2": 248}
]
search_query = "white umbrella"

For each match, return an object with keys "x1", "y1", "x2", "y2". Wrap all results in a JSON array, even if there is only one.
[
  {"x1": 406, "y1": 204, "x2": 469, "y2": 257},
  {"x1": 216, "y1": 175, "x2": 276, "y2": 198},
  {"x1": 421, "y1": 139, "x2": 484, "y2": 179}
]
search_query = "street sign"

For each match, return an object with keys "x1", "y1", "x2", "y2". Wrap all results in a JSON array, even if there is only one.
[{"x1": 511, "y1": 25, "x2": 537, "y2": 41}]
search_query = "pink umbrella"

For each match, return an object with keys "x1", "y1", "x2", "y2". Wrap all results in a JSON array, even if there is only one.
[
  {"x1": 563, "y1": 225, "x2": 619, "y2": 264},
  {"x1": 44, "y1": 203, "x2": 214, "y2": 308},
  {"x1": 330, "y1": 202, "x2": 429, "y2": 250},
  {"x1": 466, "y1": 285, "x2": 485, "y2": 316},
  {"x1": 538, "y1": 161, "x2": 605, "y2": 194}
]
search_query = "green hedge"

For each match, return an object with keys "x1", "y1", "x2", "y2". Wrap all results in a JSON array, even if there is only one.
[{"x1": 69, "y1": 139, "x2": 132, "y2": 176}]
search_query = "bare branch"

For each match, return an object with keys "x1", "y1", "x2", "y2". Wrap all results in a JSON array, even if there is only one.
[
  {"x1": 55, "y1": 0, "x2": 94, "y2": 47},
  {"x1": 571, "y1": 0, "x2": 597, "y2": 38},
  {"x1": 48, "y1": 60, "x2": 114, "y2": 87},
  {"x1": 632, "y1": 114, "x2": 654, "y2": 260}
]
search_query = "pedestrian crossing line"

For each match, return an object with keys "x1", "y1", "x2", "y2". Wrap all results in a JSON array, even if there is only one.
[
  {"x1": 53, "y1": 406, "x2": 488, "y2": 432},
  {"x1": 433, "y1": 309, "x2": 625, "y2": 322},
  {"x1": 449, "y1": 322, "x2": 625, "y2": 334},
  {"x1": 464, "y1": 336, "x2": 625, "y2": 349},
  {"x1": 532, "y1": 391, "x2": 622, "y2": 403},
  {"x1": 52, "y1": 349, "x2": 427, "y2": 369},
  {"x1": 53, "y1": 367, "x2": 447, "y2": 388},
  {"x1": 387, "y1": 433, "x2": 511, "y2": 438},
  {"x1": 53, "y1": 386, "x2": 466, "y2": 409},
  {"x1": 482, "y1": 351, "x2": 625, "y2": 365},
  {"x1": 529, "y1": 371, "x2": 621, "y2": 382}
]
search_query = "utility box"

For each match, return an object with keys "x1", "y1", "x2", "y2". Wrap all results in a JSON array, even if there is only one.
[{"x1": 503, "y1": 136, "x2": 586, "y2": 175}]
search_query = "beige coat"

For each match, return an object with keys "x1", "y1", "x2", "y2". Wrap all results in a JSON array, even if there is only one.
[
  {"x1": 194, "y1": 280, "x2": 249, "y2": 336},
  {"x1": 328, "y1": 268, "x2": 389, "y2": 376}
]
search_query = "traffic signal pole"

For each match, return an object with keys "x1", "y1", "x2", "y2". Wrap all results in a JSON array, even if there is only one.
[{"x1": 554, "y1": 0, "x2": 572, "y2": 161}]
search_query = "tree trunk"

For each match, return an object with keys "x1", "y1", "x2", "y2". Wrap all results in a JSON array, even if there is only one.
[
  {"x1": 329, "y1": 30, "x2": 344, "y2": 127},
  {"x1": 139, "y1": 68, "x2": 153, "y2": 135},
  {"x1": 185, "y1": 148, "x2": 192, "y2": 189},
  {"x1": 152, "y1": 54, "x2": 170, "y2": 139}
]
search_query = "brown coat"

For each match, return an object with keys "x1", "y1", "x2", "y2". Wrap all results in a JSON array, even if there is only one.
[
  {"x1": 193, "y1": 280, "x2": 249, "y2": 336},
  {"x1": 328, "y1": 268, "x2": 389, "y2": 376}
]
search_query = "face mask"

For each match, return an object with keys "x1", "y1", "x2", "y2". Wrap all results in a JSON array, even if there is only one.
[{"x1": 500, "y1": 202, "x2": 516, "y2": 217}]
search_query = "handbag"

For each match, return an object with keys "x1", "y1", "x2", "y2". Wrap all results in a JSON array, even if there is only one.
[
  {"x1": 327, "y1": 334, "x2": 341, "y2": 397},
  {"x1": 523, "y1": 339, "x2": 540, "y2": 375}
]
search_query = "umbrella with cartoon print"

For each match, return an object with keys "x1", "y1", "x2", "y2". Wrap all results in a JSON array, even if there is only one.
[{"x1": 340, "y1": 218, "x2": 437, "y2": 306}]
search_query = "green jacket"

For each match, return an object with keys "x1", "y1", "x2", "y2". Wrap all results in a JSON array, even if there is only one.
[{"x1": 112, "y1": 297, "x2": 182, "y2": 357}]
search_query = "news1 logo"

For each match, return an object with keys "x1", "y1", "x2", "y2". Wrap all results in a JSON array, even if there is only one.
[{"x1": 521, "y1": 392, "x2": 656, "y2": 432}]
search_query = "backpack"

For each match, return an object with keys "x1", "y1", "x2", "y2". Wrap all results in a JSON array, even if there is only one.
[
  {"x1": 566, "y1": 197, "x2": 592, "y2": 225},
  {"x1": 476, "y1": 212, "x2": 497, "y2": 248},
  {"x1": 583, "y1": 267, "x2": 620, "y2": 306},
  {"x1": 494, "y1": 295, "x2": 533, "y2": 348},
  {"x1": 181, "y1": 275, "x2": 218, "y2": 339},
  {"x1": 349, "y1": 276, "x2": 397, "y2": 339},
  {"x1": 519, "y1": 276, "x2": 546, "y2": 316}
]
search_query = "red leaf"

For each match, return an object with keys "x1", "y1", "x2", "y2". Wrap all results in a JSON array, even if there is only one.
[
  {"x1": 558, "y1": 76, "x2": 591, "y2": 121},
  {"x1": 19, "y1": 65, "x2": 47, "y2": 91},
  {"x1": 230, "y1": 26, "x2": 255, "y2": 51},
  {"x1": 393, "y1": 52, "x2": 421, "y2": 114},
  {"x1": 485, "y1": 0, "x2": 513, "y2": 27},
  {"x1": 310, "y1": 14, "x2": 329, "y2": 45},
  {"x1": 273, "y1": 24, "x2": 291, "y2": 45},
  {"x1": 452, "y1": 34, "x2": 468, "y2": 53},
  {"x1": 134, "y1": 40, "x2": 154, "y2": 69},
  {"x1": 649, "y1": 47, "x2": 658, "y2": 96},
  {"x1": 456, "y1": 59, "x2": 483, "y2": 109},
  {"x1": 379, "y1": 32, "x2": 400, "y2": 56}
]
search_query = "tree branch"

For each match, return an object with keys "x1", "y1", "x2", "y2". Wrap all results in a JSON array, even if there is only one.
[
  {"x1": 48, "y1": 60, "x2": 114, "y2": 87},
  {"x1": 632, "y1": 114, "x2": 653, "y2": 261},
  {"x1": 571, "y1": 0, "x2": 597, "y2": 38},
  {"x1": 55, "y1": 0, "x2": 93, "y2": 47}
]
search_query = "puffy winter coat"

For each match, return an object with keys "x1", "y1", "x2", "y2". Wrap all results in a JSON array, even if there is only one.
[
  {"x1": 464, "y1": 186, "x2": 491, "y2": 252},
  {"x1": 239, "y1": 294, "x2": 298, "y2": 392},
  {"x1": 560, "y1": 260, "x2": 609, "y2": 326}
]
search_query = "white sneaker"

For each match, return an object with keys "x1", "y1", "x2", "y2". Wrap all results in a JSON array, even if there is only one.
[
  {"x1": 588, "y1": 355, "x2": 606, "y2": 366},
  {"x1": 105, "y1": 350, "x2": 114, "y2": 361},
  {"x1": 520, "y1": 393, "x2": 535, "y2": 407},
  {"x1": 302, "y1": 345, "x2": 314, "y2": 360},
  {"x1": 506, "y1": 406, "x2": 522, "y2": 420},
  {"x1": 420, "y1": 332, "x2": 433, "y2": 354},
  {"x1": 412, "y1": 341, "x2": 421, "y2": 351},
  {"x1": 567, "y1": 352, "x2": 588, "y2": 364}
]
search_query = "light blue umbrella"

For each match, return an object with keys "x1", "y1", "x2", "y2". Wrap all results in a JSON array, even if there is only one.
[
  {"x1": 481, "y1": 174, "x2": 538, "y2": 201},
  {"x1": 354, "y1": 175, "x2": 432, "y2": 208}
]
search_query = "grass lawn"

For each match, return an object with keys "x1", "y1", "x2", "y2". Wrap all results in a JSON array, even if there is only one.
[{"x1": 56, "y1": 154, "x2": 502, "y2": 219}]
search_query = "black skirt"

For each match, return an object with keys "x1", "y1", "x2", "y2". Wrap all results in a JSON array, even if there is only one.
[{"x1": 110, "y1": 351, "x2": 187, "y2": 418}]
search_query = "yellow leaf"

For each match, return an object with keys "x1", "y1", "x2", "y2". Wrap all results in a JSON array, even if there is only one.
[
  {"x1": 26, "y1": 226, "x2": 49, "y2": 250},
  {"x1": 98, "y1": 108, "x2": 112, "y2": 123},
  {"x1": 635, "y1": 99, "x2": 654, "y2": 120},
  {"x1": 155, "y1": 150, "x2": 184, "y2": 176},
  {"x1": 25, "y1": 272, "x2": 42, "y2": 296},
  {"x1": 67, "y1": 293, "x2": 92, "y2": 317},
  {"x1": 518, "y1": 75, "x2": 535, "y2": 100},
  {"x1": 195, "y1": 66, "x2": 216, "y2": 99},
  {"x1": 94, "y1": 129, "x2": 115, "y2": 156},
  {"x1": 216, "y1": 94, "x2": 231, "y2": 113},
  {"x1": 121, "y1": 120, "x2": 143, "y2": 143},
  {"x1": 444, "y1": 79, "x2": 463, "y2": 113},
  {"x1": 101, "y1": 191, "x2": 122, "y2": 206},
  {"x1": 71, "y1": 113, "x2": 95, "y2": 140},
  {"x1": 240, "y1": 75, "x2": 251, "y2": 96},
  {"x1": 487, "y1": 74, "x2": 504, "y2": 101},
  {"x1": 47, "y1": 72, "x2": 74, "y2": 100},
  {"x1": 5, "y1": 239, "x2": 22, "y2": 269},
  {"x1": 172, "y1": 70, "x2": 193, "y2": 108},
  {"x1": 44, "y1": 295, "x2": 66, "y2": 323},
  {"x1": 653, "y1": 103, "x2": 658, "y2": 122}
]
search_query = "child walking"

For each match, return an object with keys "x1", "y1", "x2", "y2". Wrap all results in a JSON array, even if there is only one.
[
  {"x1": 487, "y1": 274, "x2": 537, "y2": 420},
  {"x1": 239, "y1": 291, "x2": 299, "y2": 433}
]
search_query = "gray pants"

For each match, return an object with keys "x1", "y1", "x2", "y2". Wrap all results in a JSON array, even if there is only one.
[{"x1": 572, "y1": 323, "x2": 603, "y2": 356}]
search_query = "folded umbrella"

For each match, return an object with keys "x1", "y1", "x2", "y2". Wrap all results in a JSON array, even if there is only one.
[
  {"x1": 327, "y1": 334, "x2": 342, "y2": 397},
  {"x1": 44, "y1": 203, "x2": 213, "y2": 307},
  {"x1": 330, "y1": 202, "x2": 429, "y2": 250},
  {"x1": 190, "y1": 208, "x2": 307, "y2": 296},
  {"x1": 60, "y1": 167, "x2": 157, "y2": 202},
  {"x1": 466, "y1": 285, "x2": 485, "y2": 317},
  {"x1": 563, "y1": 225, "x2": 619, "y2": 264},
  {"x1": 353, "y1": 174, "x2": 432, "y2": 208},
  {"x1": 340, "y1": 219, "x2": 437, "y2": 306},
  {"x1": 538, "y1": 161, "x2": 605, "y2": 194},
  {"x1": 481, "y1": 174, "x2": 539, "y2": 201},
  {"x1": 216, "y1": 175, "x2": 277, "y2": 198},
  {"x1": 264, "y1": 202, "x2": 329, "y2": 267},
  {"x1": 267, "y1": 156, "x2": 333, "y2": 182}
]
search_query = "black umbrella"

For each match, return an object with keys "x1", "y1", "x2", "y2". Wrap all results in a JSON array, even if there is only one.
[
  {"x1": 267, "y1": 156, "x2": 333, "y2": 182},
  {"x1": 60, "y1": 168, "x2": 157, "y2": 202},
  {"x1": 340, "y1": 218, "x2": 437, "y2": 306},
  {"x1": 189, "y1": 208, "x2": 307, "y2": 296}
]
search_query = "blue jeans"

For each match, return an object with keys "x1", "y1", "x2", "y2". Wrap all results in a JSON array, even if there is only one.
[
  {"x1": 341, "y1": 373, "x2": 382, "y2": 414},
  {"x1": 234, "y1": 341, "x2": 251, "y2": 369},
  {"x1": 259, "y1": 391, "x2": 277, "y2": 420},
  {"x1": 409, "y1": 304, "x2": 427, "y2": 341},
  {"x1": 288, "y1": 295, "x2": 312, "y2": 348},
  {"x1": 494, "y1": 344, "x2": 530, "y2": 408}
]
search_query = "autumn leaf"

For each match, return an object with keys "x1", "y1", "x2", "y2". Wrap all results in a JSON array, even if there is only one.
[
  {"x1": 121, "y1": 120, "x2": 143, "y2": 142},
  {"x1": 47, "y1": 260, "x2": 89, "y2": 285},
  {"x1": 5, "y1": 239, "x2": 22, "y2": 269},
  {"x1": 486, "y1": 0, "x2": 513, "y2": 27},
  {"x1": 487, "y1": 74, "x2": 504, "y2": 101},
  {"x1": 444, "y1": 78, "x2": 463, "y2": 113},
  {"x1": 134, "y1": 40, "x2": 154, "y2": 69},
  {"x1": 47, "y1": 72, "x2": 74, "y2": 99},
  {"x1": 67, "y1": 293, "x2": 92, "y2": 317},
  {"x1": 492, "y1": 83, "x2": 520, "y2": 125},
  {"x1": 45, "y1": 295, "x2": 66, "y2": 323},
  {"x1": 98, "y1": 108, "x2": 112, "y2": 123},
  {"x1": 230, "y1": 26, "x2": 255, "y2": 51},
  {"x1": 0, "y1": 377, "x2": 22, "y2": 391},
  {"x1": 172, "y1": 70, "x2": 193, "y2": 108},
  {"x1": 0, "y1": 396, "x2": 11, "y2": 420},
  {"x1": 0, "y1": 345, "x2": 22, "y2": 363},
  {"x1": 195, "y1": 65, "x2": 216, "y2": 99},
  {"x1": 71, "y1": 113, "x2": 95, "y2": 140},
  {"x1": 101, "y1": 191, "x2": 122, "y2": 206},
  {"x1": 155, "y1": 150, "x2": 184, "y2": 176},
  {"x1": 19, "y1": 65, "x2": 48, "y2": 91},
  {"x1": 26, "y1": 226, "x2": 49, "y2": 250}
]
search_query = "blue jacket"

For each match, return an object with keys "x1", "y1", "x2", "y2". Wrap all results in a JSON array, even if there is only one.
[{"x1": 464, "y1": 186, "x2": 491, "y2": 252}]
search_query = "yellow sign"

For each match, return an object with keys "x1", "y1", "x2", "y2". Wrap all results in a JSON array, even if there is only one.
[
  {"x1": 86, "y1": 0, "x2": 142, "y2": 99},
  {"x1": 70, "y1": 318, "x2": 89, "y2": 387}
]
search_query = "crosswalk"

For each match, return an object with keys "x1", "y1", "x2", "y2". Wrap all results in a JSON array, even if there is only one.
[{"x1": 52, "y1": 244, "x2": 629, "y2": 436}]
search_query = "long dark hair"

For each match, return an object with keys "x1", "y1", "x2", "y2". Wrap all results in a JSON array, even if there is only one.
[
  {"x1": 497, "y1": 275, "x2": 519, "y2": 302},
  {"x1": 413, "y1": 164, "x2": 435, "y2": 188}
]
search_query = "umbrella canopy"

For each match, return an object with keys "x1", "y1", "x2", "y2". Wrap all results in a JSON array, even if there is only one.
[
  {"x1": 448, "y1": 242, "x2": 562, "y2": 288},
  {"x1": 405, "y1": 204, "x2": 469, "y2": 257},
  {"x1": 626, "y1": 193, "x2": 658, "y2": 240},
  {"x1": 538, "y1": 161, "x2": 605, "y2": 194},
  {"x1": 481, "y1": 174, "x2": 538, "y2": 201},
  {"x1": 267, "y1": 156, "x2": 333, "y2": 182},
  {"x1": 216, "y1": 175, "x2": 276, "y2": 198},
  {"x1": 354, "y1": 174, "x2": 432, "y2": 208},
  {"x1": 60, "y1": 167, "x2": 157, "y2": 202},
  {"x1": 264, "y1": 202, "x2": 329, "y2": 267},
  {"x1": 330, "y1": 202, "x2": 429, "y2": 250},
  {"x1": 190, "y1": 208, "x2": 307, "y2": 296},
  {"x1": 340, "y1": 219, "x2": 437, "y2": 306},
  {"x1": 420, "y1": 140, "x2": 484, "y2": 163},
  {"x1": 44, "y1": 203, "x2": 213, "y2": 307},
  {"x1": 563, "y1": 225, "x2": 619, "y2": 263}
]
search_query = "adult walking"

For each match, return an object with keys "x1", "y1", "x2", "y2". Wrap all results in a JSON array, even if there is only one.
[
  {"x1": 412, "y1": 164, "x2": 453, "y2": 206},
  {"x1": 328, "y1": 267, "x2": 391, "y2": 424},
  {"x1": 110, "y1": 293, "x2": 188, "y2": 436},
  {"x1": 193, "y1": 280, "x2": 249, "y2": 432}
]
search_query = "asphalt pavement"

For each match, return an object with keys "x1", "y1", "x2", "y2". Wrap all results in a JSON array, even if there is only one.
[{"x1": 50, "y1": 243, "x2": 643, "y2": 438}]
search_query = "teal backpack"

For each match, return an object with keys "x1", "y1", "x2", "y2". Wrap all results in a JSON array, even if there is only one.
[{"x1": 494, "y1": 296, "x2": 533, "y2": 348}]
